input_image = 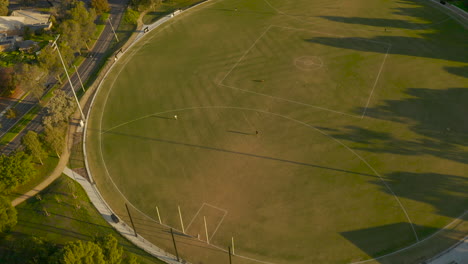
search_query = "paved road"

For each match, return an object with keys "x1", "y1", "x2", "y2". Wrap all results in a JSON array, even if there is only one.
[{"x1": 0, "y1": 0, "x2": 128, "y2": 155}]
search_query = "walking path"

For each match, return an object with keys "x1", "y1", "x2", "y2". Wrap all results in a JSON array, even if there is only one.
[
  {"x1": 11, "y1": 125, "x2": 73, "y2": 207},
  {"x1": 63, "y1": 167, "x2": 184, "y2": 264}
]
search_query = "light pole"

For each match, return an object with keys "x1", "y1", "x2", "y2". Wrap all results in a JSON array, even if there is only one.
[
  {"x1": 52, "y1": 35, "x2": 86, "y2": 126},
  {"x1": 108, "y1": 16, "x2": 119, "y2": 42},
  {"x1": 73, "y1": 65, "x2": 86, "y2": 93}
]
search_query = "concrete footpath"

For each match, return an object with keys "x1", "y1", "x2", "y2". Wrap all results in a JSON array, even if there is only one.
[{"x1": 62, "y1": 167, "x2": 184, "y2": 264}]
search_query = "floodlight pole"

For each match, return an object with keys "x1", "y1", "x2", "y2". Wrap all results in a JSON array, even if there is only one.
[
  {"x1": 108, "y1": 16, "x2": 119, "y2": 42},
  {"x1": 73, "y1": 65, "x2": 86, "y2": 93},
  {"x1": 156, "y1": 206, "x2": 162, "y2": 224},
  {"x1": 228, "y1": 246, "x2": 232, "y2": 264},
  {"x1": 125, "y1": 203, "x2": 138, "y2": 237},
  {"x1": 204, "y1": 216, "x2": 209, "y2": 244},
  {"x1": 52, "y1": 35, "x2": 86, "y2": 123},
  {"x1": 231, "y1": 237, "x2": 235, "y2": 255},
  {"x1": 170, "y1": 228, "x2": 180, "y2": 261},
  {"x1": 178, "y1": 205, "x2": 185, "y2": 233}
]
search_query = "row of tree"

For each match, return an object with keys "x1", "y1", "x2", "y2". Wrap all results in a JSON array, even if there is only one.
[{"x1": 0, "y1": 0, "x2": 105, "y2": 98}]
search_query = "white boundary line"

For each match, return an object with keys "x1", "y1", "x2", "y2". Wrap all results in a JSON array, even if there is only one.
[
  {"x1": 218, "y1": 25, "x2": 390, "y2": 119},
  {"x1": 83, "y1": 0, "x2": 467, "y2": 262},
  {"x1": 98, "y1": 106, "x2": 420, "y2": 244},
  {"x1": 218, "y1": 25, "x2": 273, "y2": 85},
  {"x1": 361, "y1": 44, "x2": 392, "y2": 118},
  {"x1": 204, "y1": 203, "x2": 228, "y2": 240},
  {"x1": 185, "y1": 203, "x2": 205, "y2": 231}
]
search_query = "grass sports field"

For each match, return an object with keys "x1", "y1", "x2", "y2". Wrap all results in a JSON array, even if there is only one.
[{"x1": 86, "y1": 0, "x2": 468, "y2": 263}]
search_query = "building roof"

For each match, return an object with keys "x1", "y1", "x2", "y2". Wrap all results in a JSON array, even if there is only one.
[
  {"x1": 11, "y1": 9, "x2": 50, "y2": 26},
  {"x1": 0, "y1": 16, "x2": 25, "y2": 33}
]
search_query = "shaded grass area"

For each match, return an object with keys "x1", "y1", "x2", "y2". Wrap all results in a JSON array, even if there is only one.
[{"x1": 0, "y1": 175, "x2": 165, "y2": 264}]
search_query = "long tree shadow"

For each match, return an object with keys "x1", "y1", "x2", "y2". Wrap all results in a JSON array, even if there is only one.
[
  {"x1": 444, "y1": 65, "x2": 468, "y2": 78},
  {"x1": 99, "y1": 129, "x2": 380, "y2": 178},
  {"x1": 326, "y1": 88, "x2": 468, "y2": 164},
  {"x1": 341, "y1": 222, "x2": 464, "y2": 263},
  {"x1": 371, "y1": 172, "x2": 468, "y2": 218},
  {"x1": 313, "y1": 0, "x2": 468, "y2": 63}
]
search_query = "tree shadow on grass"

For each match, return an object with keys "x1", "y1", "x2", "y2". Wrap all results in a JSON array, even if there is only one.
[
  {"x1": 340, "y1": 222, "x2": 463, "y2": 263},
  {"x1": 324, "y1": 88, "x2": 468, "y2": 164},
  {"x1": 99, "y1": 129, "x2": 380, "y2": 178},
  {"x1": 313, "y1": 0, "x2": 468, "y2": 63},
  {"x1": 444, "y1": 65, "x2": 468, "y2": 78},
  {"x1": 369, "y1": 172, "x2": 468, "y2": 218}
]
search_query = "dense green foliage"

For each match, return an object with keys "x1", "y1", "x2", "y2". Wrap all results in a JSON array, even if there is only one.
[
  {"x1": 0, "y1": 152, "x2": 35, "y2": 193},
  {"x1": 0, "y1": 196, "x2": 16, "y2": 234},
  {"x1": 0, "y1": 176, "x2": 162, "y2": 264},
  {"x1": 0, "y1": 67, "x2": 16, "y2": 96},
  {"x1": 91, "y1": 0, "x2": 110, "y2": 15},
  {"x1": 0, "y1": 0, "x2": 8, "y2": 16}
]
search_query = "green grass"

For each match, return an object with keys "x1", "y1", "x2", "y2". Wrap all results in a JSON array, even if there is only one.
[
  {"x1": 0, "y1": 175, "x2": 165, "y2": 264},
  {"x1": 86, "y1": 0, "x2": 468, "y2": 263},
  {"x1": 142, "y1": 0, "x2": 206, "y2": 24}
]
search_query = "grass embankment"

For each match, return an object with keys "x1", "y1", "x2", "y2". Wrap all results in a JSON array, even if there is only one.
[{"x1": 0, "y1": 175, "x2": 165, "y2": 264}]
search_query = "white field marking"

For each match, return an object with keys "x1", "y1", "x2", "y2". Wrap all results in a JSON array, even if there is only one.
[
  {"x1": 89, "y1": 0, "x2": 464, "y2": 262},
  {"x1": 294, "y1": 56, "x2": 324, "y2": 71},
  {"x1": 218, "y1": 25, "x2": 273, "y2": 85},
  {"x1": 349, "y1": 209, "x2": 468, "y2": 264},
  {"x1": 242, "y1": 112, "x2": 255, "y2": 130},
  {"x1": 185, "y1": 203, "x2": 205, "y2": 231},
  {"x1": 219, "y1": 83, "x2": 362, "y2": 118},
  {"x1": 218, "y1": 24, "x2": 390, "y2": 119},
  {"x1": 203, "y1": 203, "x2": 228, "y2": 240},
  {"x1": 94, "y1": 0, "x2": 223, "y2": 236},
  {"x1": 361, "y1": 44, "x2": 392, "y2": 118},
  {"x1": 99, "y1": 106, "x2": 419, "y2": 244}
]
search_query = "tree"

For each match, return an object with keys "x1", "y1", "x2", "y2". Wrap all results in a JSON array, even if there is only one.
[
  {"x1": 0, "y1": 195, "x2": 17, "y2": 234},
  {"x1": 5, "y1": 108, "x2": 16, "y2": 119},
  {"x1": 0, "y1": 151, "x2": 35, "y2": 193},
  {"x1": 15, "y1": 63, "x2": 46, "y2": 100},
  {"x1": 0, "y1": 67, "x2": 17, "y2": 96},
  {"x1": 91, "y1": 0, "x2": 110, "y2": 15},
  {"x1": 43, "y1": 90, "x2": 76, "y2": 128},
  {"x1": 50, "y1": 240, "x2": 106, "y2": 264},
  {"x1": 38, "y1": 43, "x2": 74, "y2": 83},
  {"x1": 58, "y1": 19, "x2": 86, "y2": 53},
  {"x1": 0, "y1": 0, "x2": 8, "y2": 16},
  {"x1": 22, "y1": 131, "x2": 47, "y2": 165},
  {"x1": 4, "y1": 236, "x2": 58, "y2": 263},
  {"x1": 44, "y1": 124, "x2": 66, "y2": 158},
  {"x1": 68, "y1": 1, "x2": 96, "y2": 49},
  {"x1": 95, "y1": 235, "x2": 123, "y2": 264}
]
